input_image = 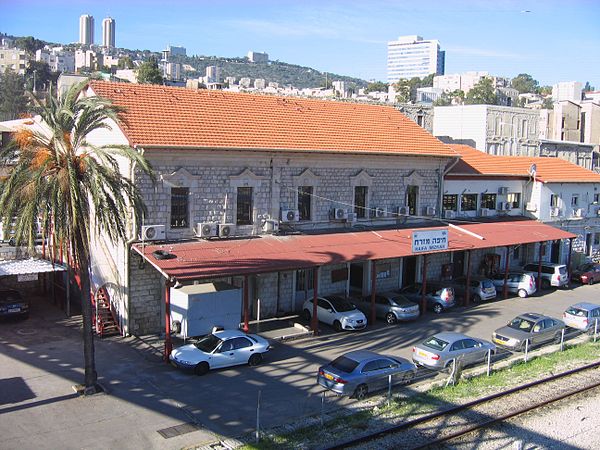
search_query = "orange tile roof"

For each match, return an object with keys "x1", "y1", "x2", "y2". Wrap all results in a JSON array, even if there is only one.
[
  {"x1": 88, "y1": 81, "x2": 457, "y2": 157},
  {"x1": 448, "y1": 144, "x2": 600, "y2": 183}
]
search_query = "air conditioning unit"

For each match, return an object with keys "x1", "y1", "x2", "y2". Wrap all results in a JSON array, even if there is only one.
[
  {"x1": 372, "y1": 207, "x2": 387, "y2": 218},
  {"x1": 480, "y1": 208, "x2": 490, "y2": 217},
  {"x1": 498, "y1": 187, "x2": 508, "y2": 195},
  {"x1": 573, "y1": 208, "x2": 584, "y2": 218},
  {"x1": 503, "y1": 202, "x2": 513, "y2": 211},
  {"x1": 346, "y1": 212, "x2": 357, "y2": 222},
  {"x1": 397, "y1": 206, "x2": 410, "y2": 216},
  {"x1": 444, "y1": 210, "x2": 456, "y2": 219},
  {"x1": 425, "y1": 206, "x2": 436, "y2": 216},
  {"x1": 141, "y1": 225, "x2": 166, "y2": 241},
  {"x1": 525, "y1": 202, "x2": 537, "y2": 212},
  {"x1": 280, "y1": 209, "x2": 300, "y2": 222},
  {"x1": 218, "y1": 223, "x2": 236, "y2": 238},
  {"x1": 196, "y1": 222, "x2": 218, "y2": 238},
  {"x1": 332, "y1": 208, "x2": 348, "y2": 220},
  {"x1": 263, "y1": 219, "x2": 280, "y2": 233},
  {"x1": 550, "y1": 207, "x2": 560, "y2": 217}
]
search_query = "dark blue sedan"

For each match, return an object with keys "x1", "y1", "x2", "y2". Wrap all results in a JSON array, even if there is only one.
[{"x1": 317, "y1": 350, "x2": 417, "y2": 400}]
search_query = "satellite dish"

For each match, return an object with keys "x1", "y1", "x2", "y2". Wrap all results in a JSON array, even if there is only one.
[{"x1": 528, "y1": 163, "x2": 537, "y2": 176}]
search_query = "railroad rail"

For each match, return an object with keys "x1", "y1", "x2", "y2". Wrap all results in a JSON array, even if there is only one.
[{"x1": 326, "y1": 360, "x2": 600, "y2": 450}]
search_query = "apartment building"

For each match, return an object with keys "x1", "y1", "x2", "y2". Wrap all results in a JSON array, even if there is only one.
[
  {"x1": 102, "y1": 17, "x2": 116, "y2": 48},
  {"x1": 79, "y1": 14, "x2": 94, "y2": 45},
  {"x1": 0, "y1": 46, "x2": 27, "y2": 75},
  {"x1": 387, "y1": 35, "x2": 445, "y2": 83},
  {"x1": 36, "y1": 48, "x2": 75, "y2": 73}
]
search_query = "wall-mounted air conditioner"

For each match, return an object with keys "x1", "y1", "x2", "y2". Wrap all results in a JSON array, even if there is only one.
[
  {"x1": 550, "y1": 207, "x2": 560, "y2": 217},
  {"x1": 444, "y1": 210, "x2": 456, "y2": 219},
  {"x1": 573, "y1": 208, "x2": 584, "y2": 218},
  {"x1": 525, "y1": 202, "x2": 537, "y2": 212},
  {"x1": 372, "y1": 207, "x2": 387, "y2": 218},
  {"x1": 425, "y1": 206, "x2": 436, "y2": 216},
  {"x1": 503, "y1": 202, "x2": 513, "y2": 211},
  {"x1": 141, "y1": 225, "x2": 166, "y2": 241},
  {"x1": 280, "y1": 209, "x2": 300, "y2": 222},
  {"x1": 218, "y1": 223, "x2": 236, "y2": 238},
  {"x1": 397, "y1": 206, "x2": 410, "y2": 216},
  {"x1": 332, "y1": 208, "x2": 348, "y2": 220},
  {"x1": 263, "y1": 219, "x2": 280, "y2": 233},
  {"x1": 498, "y1": 187, "x2": 508, "y2": 195},
  {"x1": 196, "y1": 222, "x2": 218, "y2": 238},
  {"x1": 346, "y1": 212, "x2": 357, "y2": 222},
  {"x1": 480, "y1": 208, "x2": 490, "y2": 217}
]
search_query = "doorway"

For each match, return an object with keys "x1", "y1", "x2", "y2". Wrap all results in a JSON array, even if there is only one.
[
  {"x1": 402, "y1": 256, "x2": 417, "y2": 287},
  {"x1": 349, "y1": 263, "x2": 364, "y2": 293},
  {"x1": 550, "y1": 240, "x2": 561, "y2": 263},
  {"x1": 453, "y1": 251, "x2": 465, "y2": 278}
]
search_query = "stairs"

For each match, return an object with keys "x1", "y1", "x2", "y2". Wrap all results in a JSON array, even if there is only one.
[{"x1": 92, "y1": 287, "x2": 120, "y2": 337}]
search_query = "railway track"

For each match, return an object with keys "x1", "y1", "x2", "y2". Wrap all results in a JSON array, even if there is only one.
[{"x1": 326, "y1": 360, "x2": 600, "y2": 450}]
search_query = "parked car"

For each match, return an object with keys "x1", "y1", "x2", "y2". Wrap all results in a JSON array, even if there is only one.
[
  {"x1": 434, "y1": 276, "x2": 496, "y2": 303},
  {"x1": 571, "y1": 263, "x2": 600, "y2": 285},
  {"x1": 412, "y1": 332, "x2": 496, "y2": 370},
  {"x1": 353, "y1": 292, "x2": 420, "y2": 324},
  {"x1": 317, "y1": 350, "x2": 417, "y2": 400},
  {"x1": 563, "y1": 302, "x2": 600, "y2": 333},
  {"x1": 302, "y1": 295, "x2": 367, "y2": 331},
  {"x1": 397, "y1": 283, "x2": 455, "y2": 314},
  {"x1": 522, "y1": 262, "x2": 569, "y2": 289},
  {"x1": 169, "y1": 329, "x2": 271, "y2": 375},
  {"x1": 0, "y1": 289, "x2": 29, "y2": 319},
  {"x1": 490, "y1": 272, "x2": 537, "y2": 298},
  {"x1": 492, "y1": 313, "x2": 565, "y2": 351}
]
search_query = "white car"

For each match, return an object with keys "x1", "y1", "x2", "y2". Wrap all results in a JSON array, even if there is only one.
[
  {"x1": 170, "y1": 329, "x2": 271, "y2": 375},
  {"x1": 302, "y1": 295, "x2": 367, "y2": 332}
]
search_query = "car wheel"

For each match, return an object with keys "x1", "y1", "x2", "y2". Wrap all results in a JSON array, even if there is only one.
[
  {"x1": 402, "y1": 371, "x2": 415, "y2": 384},
  {"x1": 472, "y1": 294, "x2": 481, "y2": 303},
  {"x1": 517, "y1": 341, "x2": 526, "y2": 352},
  {"x1": 553, "y1": 332, "x2": 562, "y2": 344},
  {"x1": 589, "y1": 278, "x2": 594, "y2": 286},
  {"x1": 385, "y1": 312, "x2": 397, "y2": 324},
  {"x1": 517, "y1": 289, "x2": 528, "y2": 298},
  {"x1": 333, "y1": 320, "x2": 342, "y2": 332},
  {"x1": 248, "y1": 353, "x2": 263, "y2": 366},
  {"x1": 193, "y1": 362, "x2": 209, "y2": 376},
  {"x1": 353, "y1": 384, "x2": 368, "y2": 400},
  {"x1": 542, "y1": 279, "x2": 551, "y2": 290},
  {"x1": 433, "y1": 303, "x2": 443, "y2": 314},
  {"x1": 303, "y1": 309, "x2": 311, "y2": 321}
]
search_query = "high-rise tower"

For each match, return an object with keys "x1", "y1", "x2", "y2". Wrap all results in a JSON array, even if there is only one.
[
  {"x1": 387, "y1": 35, "x2": 444, "y2": 83},
  {"x1": 102, "y1": 17, "x2": 116, "y2": 48},
  {"x1": 79, "y1": 14, "x2": 94, "y2": 45}
]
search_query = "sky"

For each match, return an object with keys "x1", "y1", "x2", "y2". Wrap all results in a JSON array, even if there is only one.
[{"x1": 2, "y1": 0, "x2": 599, "y2": 88}]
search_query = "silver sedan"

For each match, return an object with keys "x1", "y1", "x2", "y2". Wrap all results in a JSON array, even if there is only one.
[{"x1": 412, "y1": 332, "x2": 496, "y2": 370}]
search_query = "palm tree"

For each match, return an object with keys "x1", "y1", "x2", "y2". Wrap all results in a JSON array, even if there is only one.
[{"x1": 0, "y1": 81, "x2": 154, "y2": 392}]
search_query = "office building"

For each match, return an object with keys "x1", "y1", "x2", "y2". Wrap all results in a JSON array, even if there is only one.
[
  {"x1": 387, "y1": 35, "x2": 444, "y2": 83},
  {"x1": 79, "y1": 14, "x2": 94, "y2": 45},
  {"x1": 102, "y1": 17, "x2": 116, "y2": 48}
]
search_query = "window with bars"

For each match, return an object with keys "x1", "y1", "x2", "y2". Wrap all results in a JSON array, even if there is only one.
[
  {"x1": 297, "y1": 186, "x2": 313, "y2": 221},
  {"x1": 354, "y1": 186, "x2": 368, "y2": 218},
  {"x1": 236, "y1": 187, "x2": 253, "y2": 225},
  {"x1": 481, "y1": 193, "x2": 497, "y2": 209},
  {"x1": 170, "y1": 187, "x2": 189, "y2": 228},
  {"x1": 406, "y1": 185, "x2": 419, "y2": 215},
  {"x1": 460, "y1": 193, "x2": 478, "y2": 211},
  {"x1": 443, "y1": 194, "x2": 458, "y2": 211}
]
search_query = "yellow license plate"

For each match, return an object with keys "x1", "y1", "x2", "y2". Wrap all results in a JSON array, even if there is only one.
[
  {"x1": 493, "y1": 338, "x2": 502, "y2": 344},
  {"x1": 418, "y1": 351, "x2": 427, "y2": 357},
  {"x1": 324, "y1": 373, "x2": 334, "y2": 380}
]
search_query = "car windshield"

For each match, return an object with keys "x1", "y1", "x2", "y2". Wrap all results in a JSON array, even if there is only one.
[
  {"x1": 0, "y1": 291, "x2": 22, "y2": 304},
  {"x1": 422, "y1": 336, "x2": 449, "y2": 351},
  {"x1": 330, "y1": 356, "x2": 359, "y2": 373},
  {"x1": 559, "y1": 266, "x2": 567, "y2": 275},
  {"x1": 194, "y1": 334, "x2": 223, "y2": 352},
  {"x1": 391, "y1": 295, "x2": 415, "y2": 307},
  {"x1": 481, "y1": 279, "x2": 494, "y2": 289},
  {"x1": 565, "y1": 307, "x2": 587, "y2": 317},
  {"x1": 328, "y1": 297, "x2": 355, "y2": 312},
  {"x1": 508, "y1": 318, "x2": 535, "y2": 332}
]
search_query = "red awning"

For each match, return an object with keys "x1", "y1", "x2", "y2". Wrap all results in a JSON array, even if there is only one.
[{"x1": 132, "y1": 220, "x2": 575, "y2": 281}]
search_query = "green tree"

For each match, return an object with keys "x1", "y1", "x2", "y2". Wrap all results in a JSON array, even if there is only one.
[
  {"x1": 14, "y1": 36, "x2": 45, "y2": 55},
  {"x1": 118, "y1": 56, "x2": 134, "y2": 70},
  {"x1": 365, "y1": 81, "x2": 388, "y2": 93},
  {"x1": 465, "y1": 77, "x2": 498, "y2": 105},
  {"x1": 137, "y1": 57, "x2": 163, "y2": 84},
  {"x1": 0, "y1": 81, "x2": 154, "y2": 392},
  {"x1": 511, "y1": 73, "x2": 539, "y2": 94},
  {"x1": 393, "y1": 79, "x2": 411, "y2": 103},
  {"x1": 433, "y1": 89, "x2": 465, "y2": 106},
  {"x1": 0, "y1": 69, "x2": 30, "y2": 120},
  {"x1": 584, "y1": 81, "x2": 595, "y2": 92},
  {"x1": 25, "y1": 60, "x2": 54, "y2": 92},
  {"x1": 538, "y1": 85, "x2": 552, "y2": 96}
]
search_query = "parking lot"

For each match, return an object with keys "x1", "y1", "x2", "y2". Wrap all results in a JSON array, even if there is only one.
[{"x1": 1, "y1": 283, "x2": 599, "y2": 450}]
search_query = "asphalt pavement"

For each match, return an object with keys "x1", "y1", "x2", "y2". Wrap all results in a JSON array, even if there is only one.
[{"x1": 1, "y1": 284, "x2": 598, "y2": 450}]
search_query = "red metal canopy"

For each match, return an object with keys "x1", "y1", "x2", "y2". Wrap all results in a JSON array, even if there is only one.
[{"x1": 132, "y1": 220, "x2": 575, "y2": 281}]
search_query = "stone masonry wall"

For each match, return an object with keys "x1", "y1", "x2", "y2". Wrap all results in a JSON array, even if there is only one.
[{"x1": 128, "y1": 251, "x2": 163, "y2": 334}]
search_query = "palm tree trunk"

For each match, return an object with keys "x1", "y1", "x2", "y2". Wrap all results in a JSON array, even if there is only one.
[{"x1": 79, "y1": 257, "x2": 98, "y2": 390}]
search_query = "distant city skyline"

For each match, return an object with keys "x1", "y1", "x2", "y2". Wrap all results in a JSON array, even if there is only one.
[{"x1": 2, "y1": 0, "x2": 599, "y2": 88}]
